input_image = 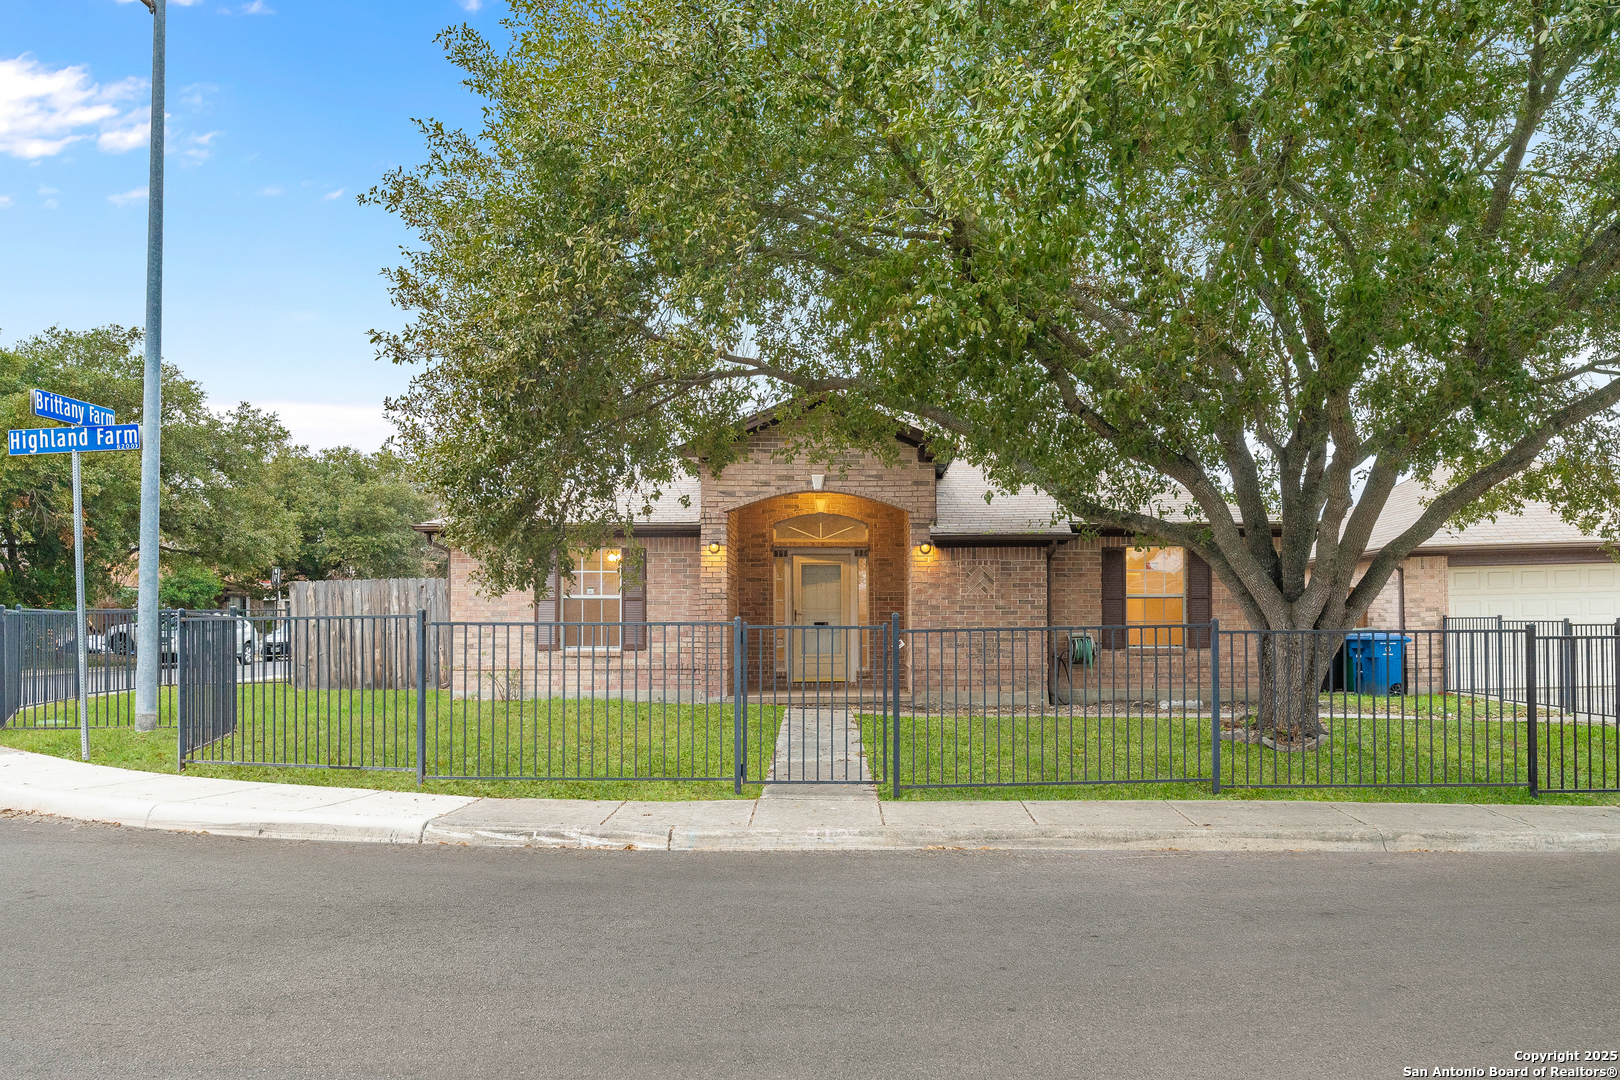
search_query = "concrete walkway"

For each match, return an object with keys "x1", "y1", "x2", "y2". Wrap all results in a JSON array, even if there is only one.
[
  {"x1": 3, "y1": 744, "x2": 1619, "y2": 851},
  {"x1": 753, "y1": 707, "x2": 883, "y2": 831}
]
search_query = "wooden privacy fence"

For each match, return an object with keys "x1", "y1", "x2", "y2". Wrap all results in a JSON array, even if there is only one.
[{"x1": 288, "y1": 578, "x2": 449, "y2": 690}]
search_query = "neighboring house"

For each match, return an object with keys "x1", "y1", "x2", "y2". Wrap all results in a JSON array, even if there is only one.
[
  {"x1": 1356, "y1": 481, "x2": 1620, "y2": 628},
  {"x1": 414, "y1": 415, "x2": 1620, "y2": 654}
]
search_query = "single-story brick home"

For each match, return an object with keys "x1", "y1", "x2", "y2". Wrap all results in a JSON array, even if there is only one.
[{"x1": 415, "y1": 416, "x2": 1620, "y2": 659}]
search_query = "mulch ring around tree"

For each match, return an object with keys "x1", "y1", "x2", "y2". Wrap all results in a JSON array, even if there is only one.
[{"x1": 1218, "y1": 716, "x2": 1321, "y2": 752}]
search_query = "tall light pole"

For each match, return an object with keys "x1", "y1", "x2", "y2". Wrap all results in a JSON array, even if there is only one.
[{"x1": 134, "y1": 0, "x2": 165, "y2": 733}]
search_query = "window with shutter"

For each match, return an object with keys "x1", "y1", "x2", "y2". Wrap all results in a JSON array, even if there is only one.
[
  {"x1": 621, "y1": 547, "x2": 647, "y2": 651},
  {"x1": 560, "y1": 549, "x2": 622, "y2": 649},
  {"x1": 1186, "y1": 552, "x2": 1212, "y2": 648},
  {"x1": 1101, "y1": 547, "x2": 1127, "y2": 650},
  {"x1": 535, "y1": 562, "x2": 561, "y2": 651},
  {"x1": 1125, "y1": 546, "x2": 1186, "y2": 647}
]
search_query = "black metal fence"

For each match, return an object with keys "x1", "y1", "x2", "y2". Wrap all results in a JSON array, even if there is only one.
[
  {"x1": 2, "y1": 609, "x2": 1616, "y2": 796},
  {"x1": 0, "y1": 608, "x2": 155, "y2": 729}
]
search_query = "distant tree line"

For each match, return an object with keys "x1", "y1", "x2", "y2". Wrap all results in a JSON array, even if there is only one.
[{"x1": 0, "y1": 326, "x2": 443, "y2": 610}]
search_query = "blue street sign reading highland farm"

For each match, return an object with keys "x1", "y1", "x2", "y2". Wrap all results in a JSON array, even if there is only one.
[
  {"x1": 8, "y1": 424, "x2": 141, "y2": 456},
  {"x1": 32, "y1": 390, "x2": 116, "y2": 427}
]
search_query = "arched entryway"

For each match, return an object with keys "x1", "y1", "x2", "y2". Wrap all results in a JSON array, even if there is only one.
[{"x1": 727, "y1": 492, "x2": 909, "y2": 684}]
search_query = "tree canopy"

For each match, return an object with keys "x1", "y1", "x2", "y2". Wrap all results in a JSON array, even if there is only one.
[
  {"x1": 371, "y1": 0, "x2": 1620, "y2": 633},
  {"x1": 0, "y1": 327, "x2": 443, "y2": 607}
]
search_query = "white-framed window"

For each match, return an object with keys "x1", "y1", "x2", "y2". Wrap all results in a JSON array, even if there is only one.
[
  {"x1": 563, "y1": 548, "x2": 622, "y2": 648},
  {"x1": 1126, "y1": 546, "x2": 1184, "y2": 647}
]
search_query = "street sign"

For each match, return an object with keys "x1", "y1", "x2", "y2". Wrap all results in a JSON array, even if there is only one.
[
  {"x1": 10, "y1": 392, "x2": 136, "y2": 764},
  {"x1": 7, "y1": 424, "x2": 141, "y2": 456},
  {"x1": 31, "y1": 390, "x2": 115, "y2": 427}
]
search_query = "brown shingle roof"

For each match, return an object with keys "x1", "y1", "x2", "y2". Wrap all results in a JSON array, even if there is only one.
[{"x1": 1364, "y1": 479, "x2": 1600, "y2": 556}]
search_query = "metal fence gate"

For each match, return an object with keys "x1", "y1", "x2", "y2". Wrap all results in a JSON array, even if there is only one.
[{"x1": 177, "y1": 615, "x2": 238, "y2": 761}]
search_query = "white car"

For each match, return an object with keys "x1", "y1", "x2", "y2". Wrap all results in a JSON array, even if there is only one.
[
  {"x1": 106, "y1": 613, "x2": 257, "y2": 664},
  {"x1": 260, "y1": 625, "x2": 290, "y2": 661}
]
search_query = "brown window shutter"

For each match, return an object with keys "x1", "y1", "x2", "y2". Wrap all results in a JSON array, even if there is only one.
[
  {"x1": 1101, "y1": 547, "x2": 1126, "y2": 650},
  {"x1": 535, "y1": 560, "x2": 561, "y2": 651},
  {"x1": 621, "y1": 547, "x2": 647, "y2": 651},
  {"x1": 1186, "y1": 550, "x2": 1212, "y2": 648}
]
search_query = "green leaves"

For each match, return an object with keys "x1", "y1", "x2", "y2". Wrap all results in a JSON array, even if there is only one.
[{"x1": 375, "y1": 0, "x2": 1620, "y2": 629}]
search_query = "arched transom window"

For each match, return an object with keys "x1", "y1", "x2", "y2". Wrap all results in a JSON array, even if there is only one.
[{"x1": 772, "y1": 513, "x2": 869, "y2": 544}]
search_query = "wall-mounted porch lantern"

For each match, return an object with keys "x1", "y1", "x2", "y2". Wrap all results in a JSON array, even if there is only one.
[
  {"x1": 918, "y1": 542, "x2": 933, "y2": 555},
  {"x1": 708, "y1": 541, "x2": 721, "y2": 554},
  {"x1": 810, "y1": 474, "x2": 825, "y2": 491}
]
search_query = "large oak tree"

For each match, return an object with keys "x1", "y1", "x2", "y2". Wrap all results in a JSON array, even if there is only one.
[{"x1": 371, "y1": 0, "x2": 1620, "y2": 732}]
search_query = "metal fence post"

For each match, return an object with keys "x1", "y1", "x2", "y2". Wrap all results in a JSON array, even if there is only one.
[
  {"x1": 1561, "y1": 617, "x2": 1575, "y2": 715},
  {"x1": 1526, "y1": 624, "x2": 1538, "y2": 797},
  {"x1": 416, "y1": 608, "x2": 427, "y2": 788},
  {"x1": 175, "y1": 608, "x2": 187, "y2": 772},
  {"x1": 891, "y1": 611, "x2": 902, "y2": 799},
  {"x1": 1210, "y1": 618, "x2": 1221, "y2": 794},
  {"x1": 1612, "y1": 619, "x2": 1619, "y2": 724},
  {"x1": 733, "y1": 616, "x2": 744, "y2": 795}
]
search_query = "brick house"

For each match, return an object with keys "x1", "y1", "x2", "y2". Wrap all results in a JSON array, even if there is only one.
[
  {"x1": 416, "y1": 417, "x2": 1620, "y2": 694},
  {"x1": 419, "y1": 419, "x2": 1245, "y2": 644}
]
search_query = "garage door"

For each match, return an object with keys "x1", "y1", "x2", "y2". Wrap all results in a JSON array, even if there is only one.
[{"x1": 1449, "y1": 563, "x2": 1620, "y2": 621}]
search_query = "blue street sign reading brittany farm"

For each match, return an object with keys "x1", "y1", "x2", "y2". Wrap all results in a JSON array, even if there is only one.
[
  {"x1": 32, "y1": 389, "x2": 116, "y2": 427},
  {"x1": 8, "y1": 424, "x2": 141, "y2": 456}
]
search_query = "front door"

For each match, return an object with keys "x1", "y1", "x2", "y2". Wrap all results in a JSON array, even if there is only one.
[{"x1": 792, "y1": 555, "x2": 851, "y2": 682}]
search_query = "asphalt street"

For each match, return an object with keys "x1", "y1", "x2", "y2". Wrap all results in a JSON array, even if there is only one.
[{"x1": 2, "y1": 815, "x2": 1615, "y2": 1080}]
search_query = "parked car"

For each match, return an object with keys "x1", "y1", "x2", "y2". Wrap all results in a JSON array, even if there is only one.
[
  {"x1": 54, "y1": 628, "x2": 108, "y2": 655},
  {"x1": 260, "y1": 624, "x2": 290, "y2": 661},
  {"x1": 103, "y1": 612, "x2": 258, "y2": 664},
  {"x1": 104, "y1": 613, "x2": 178, "y2": 664}
]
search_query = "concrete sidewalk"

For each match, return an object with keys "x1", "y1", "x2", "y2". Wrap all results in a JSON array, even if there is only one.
[{"x1": 4, "y1": 745, "x2": 1619, "y2": 852}]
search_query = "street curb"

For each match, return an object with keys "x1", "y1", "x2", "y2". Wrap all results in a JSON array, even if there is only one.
[
  {"x1": 5, "y1": 749, "x2": 1620, "y2": 853},
  {"x1": 0, "y1": 780, "x2": 441, "y2": 844},
  {"x1": 422, "y1": 820, "x2": 1620, "y2": 853}
]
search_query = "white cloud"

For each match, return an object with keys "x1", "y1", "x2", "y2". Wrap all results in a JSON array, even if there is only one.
[
  {"x1": 459, "y1": 0, "x2": 483, "y2": 10},
  {"x1": 96, "y1": 116, "x2": 150, "y2": 153},
  {"x1": 259, "y1": 185, "x2": 283, "y2": 196},
  {"x1": 0, "y1": 55, "x2": 146, "y2": 159},
  {"x1": 183, "y1": 129, "x2": 221, "y2": 163},
  {"x1": 109, "y1": 186, "x2": 148, "y2": 207},
  {"x1": 37, "y1": 185, "x2": 56, "y2": 195},
  {"x1": 241, "y1": 0, "x2": 274, "y2": 12},
  {"x1": 323, "y1": 188, "x2": 344, "y2": 200},
  {"x1": 256, "y1": 401, "x2": 394, "y2": 452},
  {"x1": 0, "y1": 194, "x2": 11, "y2": 208}
]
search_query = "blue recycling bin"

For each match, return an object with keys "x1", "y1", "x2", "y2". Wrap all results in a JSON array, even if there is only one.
[{"x1": 1345, "y1": 632, "x2": 1411, "y2": 695}]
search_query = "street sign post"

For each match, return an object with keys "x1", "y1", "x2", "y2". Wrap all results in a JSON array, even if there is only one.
[{"x1": 9, "y1": 399, "x2": 138, "y2": 761}]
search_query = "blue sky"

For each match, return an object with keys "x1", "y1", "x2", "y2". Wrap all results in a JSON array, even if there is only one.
[{"x1": 0, "y1": 0, "x2": 508, "y2": 450}]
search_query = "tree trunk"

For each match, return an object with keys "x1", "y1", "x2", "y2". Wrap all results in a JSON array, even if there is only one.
[{"x1": 1253, "y1": 632, "x2": 1342, "y2": 741}]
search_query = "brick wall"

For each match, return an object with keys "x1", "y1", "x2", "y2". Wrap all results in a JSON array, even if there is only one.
[
  {"x1": 448, "y1": 548, "x2": 533, "y2": 623},
  {"x1": 1357, "y1": 555, "x2": 1449, "y2": 632},
  {"x1": 1050, "y1": 539, "x2": 1098, "y2": 626},
  {"x1": 644, "y1": 536, "x2": 703, "y2": 623},
  {"x1": 912, "y1": 545, "x2": 1050, "y2": 628}
]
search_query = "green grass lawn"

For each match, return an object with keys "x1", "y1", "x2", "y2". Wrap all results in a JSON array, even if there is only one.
[
  {"x1": 7, "y1": 688, "x2": 1618, "y2": 805},
  {"x1": 1317, "y1": 692, "x2": 1529, "y2": 720},
  {"x1": 858, "y1": 711, "x2": 1620, "y2": 805},
  {"x1": 1, "y1": 690, "x2": 780, "y2": 800}
]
